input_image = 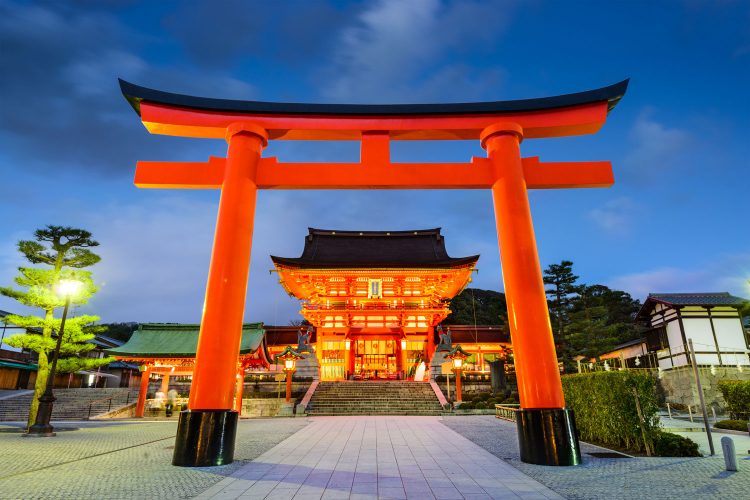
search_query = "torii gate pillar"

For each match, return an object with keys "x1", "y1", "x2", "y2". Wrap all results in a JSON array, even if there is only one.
[
  {"x1": 172, "y1": 125, "x2": 266, "y2": 467},
  {"x1": 484, "y1": 124, "x2": 580, "y2": 465}
]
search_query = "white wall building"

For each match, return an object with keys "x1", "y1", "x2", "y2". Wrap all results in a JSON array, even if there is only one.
[{"x1": 637, "y1": 293, "x2": 750, "y2": 370}]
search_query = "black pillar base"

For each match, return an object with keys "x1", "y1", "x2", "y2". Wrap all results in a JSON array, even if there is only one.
[
  {"x1": 516, "y1": 408, "x2": 581, "y2": 466},
  {"x1": 172, "y1": 410, "x2": 238, "y2": 467}
]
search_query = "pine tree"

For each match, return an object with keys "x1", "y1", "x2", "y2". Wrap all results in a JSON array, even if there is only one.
[
  {"x1": 565, "y1": 284, "x2": 643, "y2": 366},
  {"x1": 543, "y1": 260, "x2": 579, "y2": 354},
  {"x1": 443, "y1": 288, "x2": 507, "y2": 326},
  {"x1": 0, "y1": 226, "x2": 112, "y2": 427}
]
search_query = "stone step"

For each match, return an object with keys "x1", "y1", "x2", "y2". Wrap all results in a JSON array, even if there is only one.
[{"x1": 306, "y1": 381, "x2": 441, "y2": 416}]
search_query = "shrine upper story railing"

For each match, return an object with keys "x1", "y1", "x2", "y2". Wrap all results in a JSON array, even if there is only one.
[{"x1": 302, "y1": 303, "x2": 446, "y2": 313}]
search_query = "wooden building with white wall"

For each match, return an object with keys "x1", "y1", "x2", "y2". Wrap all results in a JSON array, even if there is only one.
[{"x1": 637, "y1": 293, "x2": 750, "y2": 369}]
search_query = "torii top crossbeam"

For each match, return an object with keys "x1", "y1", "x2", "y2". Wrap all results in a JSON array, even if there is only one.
[{"x1": 120, "y1": 79, "x2": 628, "y2": 190}]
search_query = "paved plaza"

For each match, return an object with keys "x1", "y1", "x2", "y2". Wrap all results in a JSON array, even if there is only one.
[
  {"x1": 198, "y1": 416, "x2": 561, "y2": 500},
  {"x1": 442, "y1": 416, "x2": 750, "y2": 500},
  {"x1": 0, "y1": 415, "x2": 748, "y2": 499}
]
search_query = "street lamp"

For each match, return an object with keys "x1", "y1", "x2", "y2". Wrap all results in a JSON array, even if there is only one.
[
  {"x1": 446, "y1": 345, "x2": 469, "y2": 405},
  {"x1": 275, "y1": 346, "x2": 303, "y2": 404},
  {"x1": 26, "y1": 279, "x2": 83, "y2": 437}
]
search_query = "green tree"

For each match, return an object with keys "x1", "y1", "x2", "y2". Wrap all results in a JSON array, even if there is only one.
[
  {"x1": 98, "y1": 322, "x2": 139, "y2": 343},
  {"x1": 444, "y1": 288, "x2": 507, "y2": 326},
  {"x1": 565, "y1": 284, "x2": 643, "y2": 367},
  {"x1": 0, "y1": 226, "x2": 113, "y2": 427},
  {"x1": 543, "y1": 260, "x2": 579, "y2": 350}
]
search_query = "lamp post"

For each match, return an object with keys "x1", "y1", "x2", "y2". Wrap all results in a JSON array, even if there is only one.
[
  {"x1": 27, "y1": 279, "x2": 83, "y2": 437},
  {"x1": 275, "y1": 346, "x2": 303, "y2": 405},
  {"x1": 446, "y1": 345, "x2": 469, "y2": 406}
]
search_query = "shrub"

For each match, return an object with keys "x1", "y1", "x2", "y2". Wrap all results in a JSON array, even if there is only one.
[
  {"x1": 714, "y1": 419, "x2": 750, "y2": 432},
  {"x1": 562, "y1": 371, "x2": 660, "y2": 453},
  {"x1": 653, "y1": 432, "x2": 701, "y2": 457},
  {"x1": 718, "y1": 380, "x2": 750, "y2": 420},
  {"x1": 457, "y1": 401, "x2": 475, "y2": 409}
]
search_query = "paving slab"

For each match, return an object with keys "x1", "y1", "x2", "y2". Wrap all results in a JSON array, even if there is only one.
[
  {"x1": 0, "y1": 418, "x2": 308, "y2": 500},
  {"x1": 442, "y1": 415, "x2": 750, "y2": 500},
  {"x1": 201, "y1": 416, "x2": 563, "y2": 499}
]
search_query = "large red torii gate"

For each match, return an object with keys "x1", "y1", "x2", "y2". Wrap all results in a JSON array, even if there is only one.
[{"x1": 120, "y1": 78, "x2": 628, "y2": 467}]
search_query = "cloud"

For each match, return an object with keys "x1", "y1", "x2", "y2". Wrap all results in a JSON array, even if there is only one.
[
  {"x1": 609, "y1": 253, "x2": 750, "y2": 300},
  {"x1": 164, "y1": 0, "x2": 352, "y2": 67},
  {"x1": 0, "y1": 0, "x2": 255, "y2": 177},
  {"x1": 587, "y1": 196, "x2": 641, "y2": 235},
  {"x1": 621, "y1": 110, "x2": 692, "y2": 184},
  {"x1": 320, "y1": 0, "x2": 512, "y2": 103}
]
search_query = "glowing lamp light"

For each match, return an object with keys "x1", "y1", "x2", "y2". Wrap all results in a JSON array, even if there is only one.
[
  {"x1": 275, "y1": 346, "x2": 304, "y2": 373},
  {"x1": 345, "y1": 340, "x2": 351, "y2": 351},
  {"x1": 445, "y1": 345, "x2": 469, "y2": 405},
  {"x1": 445, "y1": 345, "x2": 469, "y2": 372},
  {"x1": 401, "y1": 339, "x2": 407, "y2": 350},
  {"x1": 56, "y1": 279, "x2": 83, "y2": 298}
]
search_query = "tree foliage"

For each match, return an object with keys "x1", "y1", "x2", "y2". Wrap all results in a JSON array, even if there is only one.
[
  {"x1": 443, "y1": 288, "x2": 507, "y2": 325},
  {"x1": 543, "y1": 260, "x2": 579, "y2": 345},
  {"x1": 0, "y1": 226, "x2": 111, "y2": 427},
  {"x1": 542, "y1": 261, "x2": 642, "y2": 370},
  {"x1": 97, "y1": 322, "x2": 139, "y2": 343}
]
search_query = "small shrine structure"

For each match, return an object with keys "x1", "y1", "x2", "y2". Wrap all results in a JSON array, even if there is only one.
[{"x1": 107, "y1": 323, "x2": 269, "y2": 417}]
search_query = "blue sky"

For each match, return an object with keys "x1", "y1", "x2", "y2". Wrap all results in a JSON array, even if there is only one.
[{"x1": 1, "y1": 0, "x2": 748, "y2": 325}]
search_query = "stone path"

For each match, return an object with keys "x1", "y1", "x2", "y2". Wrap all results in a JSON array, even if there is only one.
[
  {"x1": 442, "y1": 416, "x2": 750, "y2": 500},
  {"x1": 0, "y1": 418, "x2": 308, "y2": 500},
  {"x1": 198, "y1": 416, "x2": 562, "y2": 499}
]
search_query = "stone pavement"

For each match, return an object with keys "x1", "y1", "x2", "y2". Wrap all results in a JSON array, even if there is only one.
[
  {"x1": 442, "y1": 416, "x2": 750, "y2": 500},
  {"x1": 0, "y1": 418, "x2": 308, "y2": 500},
  {"x1": 659, "y1": 415, "x2": 750, "y2": 456},
  {"x1": 198, "y1": 416, "x2": 563, "y2": 499},
  {"x1": 2, "y1": 415, "x2": 748, "y2": 499}
]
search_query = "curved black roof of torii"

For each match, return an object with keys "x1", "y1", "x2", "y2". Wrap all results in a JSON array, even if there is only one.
[
  {"x1": 119, "y1": 78, "x2": 629, "y2": 117},
  {"x1": 271, "y1": 228, "x2": 479, "y2": 269}
]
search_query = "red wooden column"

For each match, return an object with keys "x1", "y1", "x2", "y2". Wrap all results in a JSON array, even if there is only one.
[
  {"x1": 135, "y1": 366, "x2": 150, "y2": 418},
  {"x1": 234, "y1": 368, "x2": 245, "y2": 414},
  {"x1": 482, "y1": 122, "x2": 581, "y2": 466},
  {"x1": 173, "y1": 123, "x2": 267, "y2": 467},
  {"x1": 160, "y1": 374, "x2": 170, "y2": 395},
  {"x1": 188, "y1": 122, "x2": 267, "y2": 410}
]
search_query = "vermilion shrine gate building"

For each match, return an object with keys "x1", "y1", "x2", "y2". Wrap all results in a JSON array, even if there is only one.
[
  {"x1": 119, "y1": 77, "x2": 628, "y2": 468},
  {"x1": 271, "y1": 227, "x2": 480, "y2": 380}
]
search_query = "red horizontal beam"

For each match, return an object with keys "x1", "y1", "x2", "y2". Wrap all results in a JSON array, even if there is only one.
[
  {"x1": 135, "y1": 156, "x2": 225, "y2": 189},
  {"x1": 140, "y1": 101, "x2": 609, "y2": 141},
  {"x1": 134, "y1": 156, "x2": 613, "y2": 190},
  {"x1": 522, "y1": 157, "x2": 614, "y2": 189}
]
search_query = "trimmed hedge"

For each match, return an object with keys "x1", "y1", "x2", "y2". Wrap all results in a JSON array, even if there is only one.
[
  {"x1": 457, "y1": 391, "x2": 518, "y2": 409},
  {"x1": 718, "y1": 380, "x2": 750, "y2": 420},
  {"x1": 714, "y1": 419, "x2": 750, "y2": 432},
  {"x1": 562, "y1": 371, "x2": 660, "y2": 453},
  {"x1": 653, "y1": 432, "x2": 701, "y2": 457}
]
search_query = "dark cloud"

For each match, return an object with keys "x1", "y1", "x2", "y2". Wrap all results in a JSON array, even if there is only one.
[
  {"x1": 318, "y1": 0, "x2": 513, "y2": 103},
  {"x1": 0, "y1": 0, "x2": 256, "y2": 177},
  {"x1": 163, "y1": 0, "x2": 352, "y2": 67}
]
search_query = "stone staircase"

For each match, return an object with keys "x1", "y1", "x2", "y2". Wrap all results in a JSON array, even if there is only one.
[
  {"x1": 306, "y1": 381, "x2": 443, "y2": 416},
  {"x1": 0, "y1": 388, "x2": 138, "y2": 421}
]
